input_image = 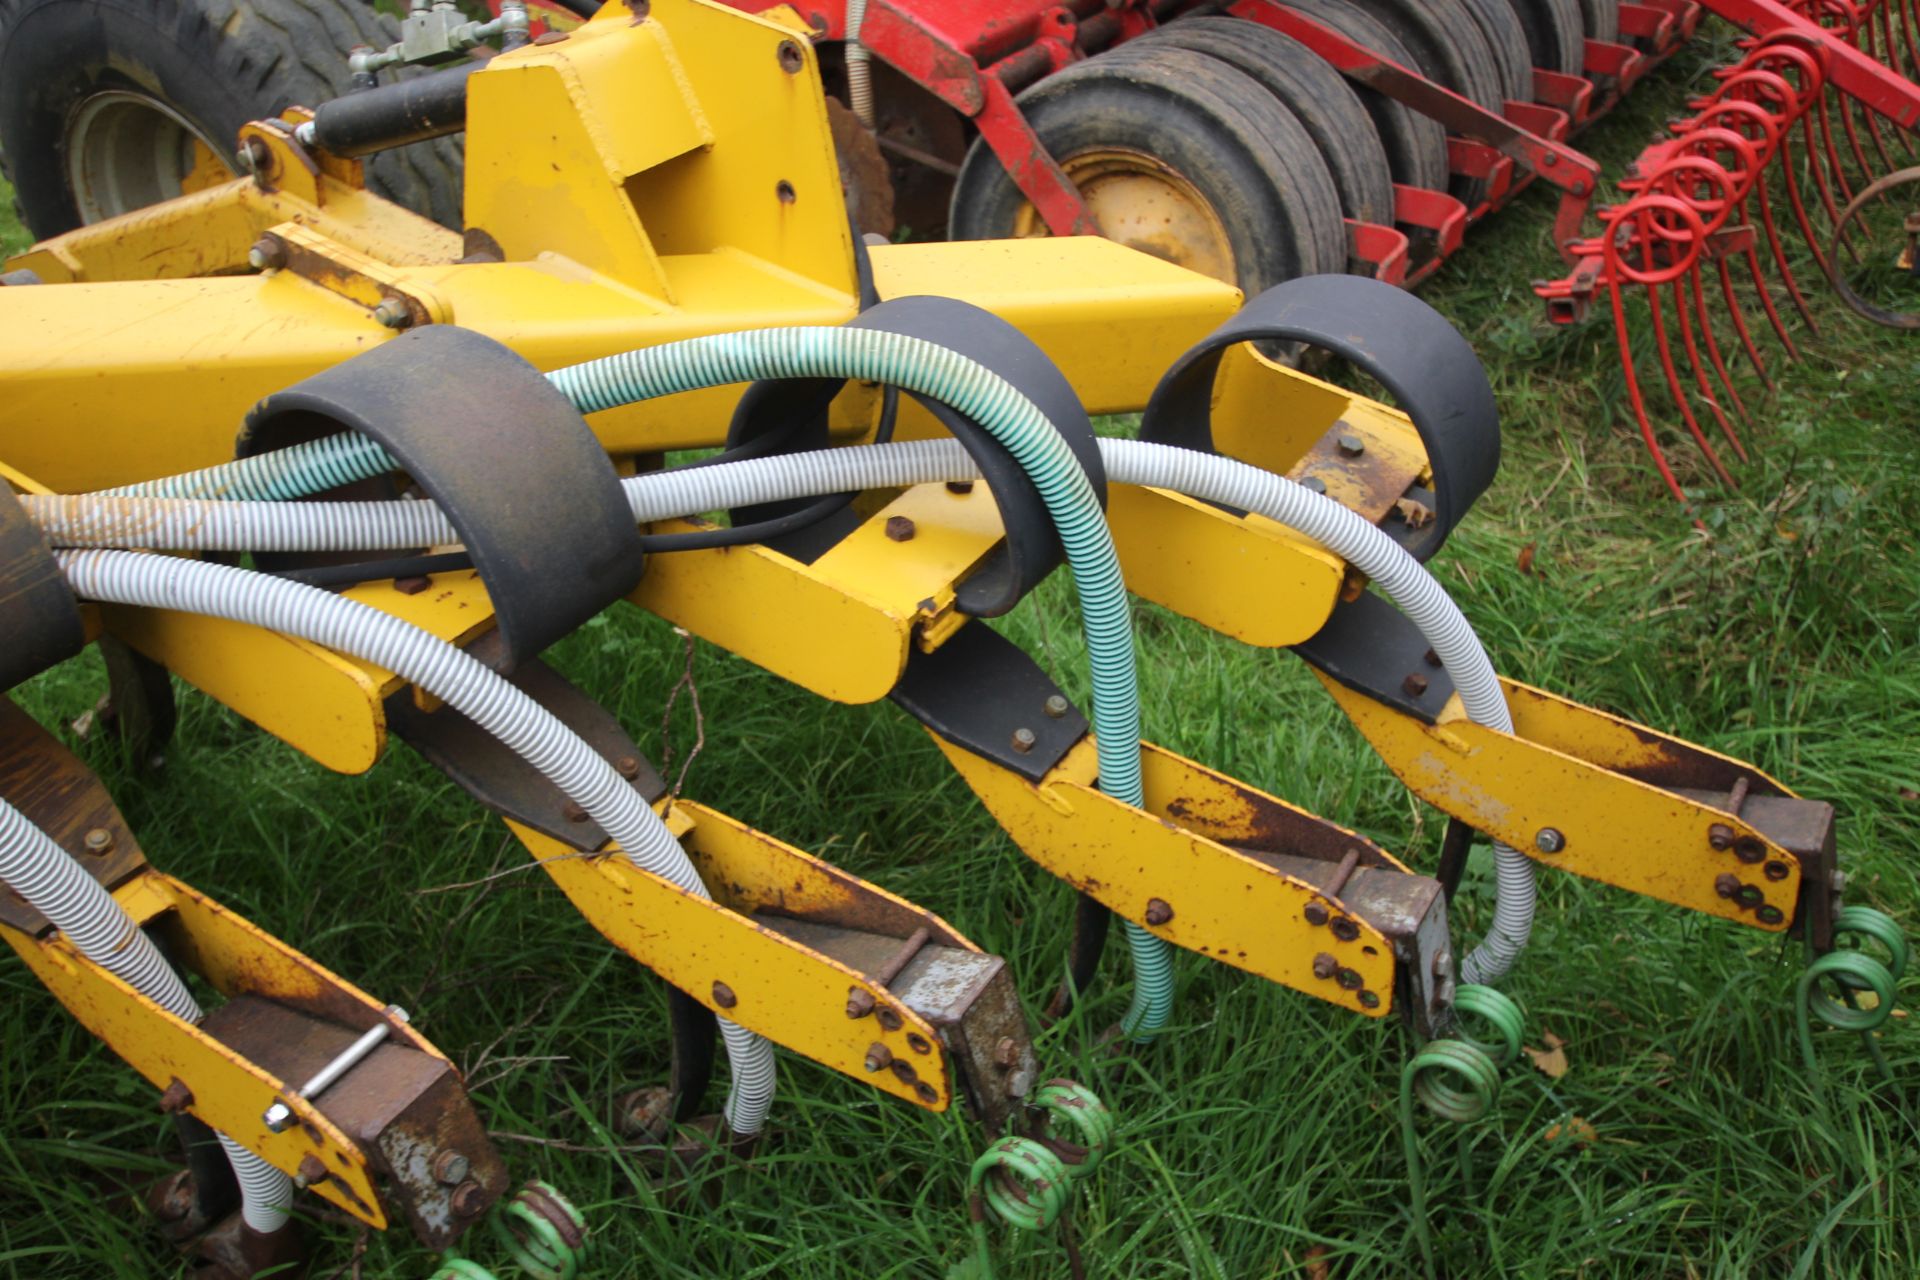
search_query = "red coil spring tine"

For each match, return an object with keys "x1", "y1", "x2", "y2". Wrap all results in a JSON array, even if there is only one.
[
  {"x1": 1758, "y1": 173, "x2": 1825, "y2": 334},
  {"x1": 1716, "y1": 253, "x2": 1777, "y2": 388},
  {"x1": 1688, "y1": 259, "x2": 1754, "y2": 442},
  {"x1": 1632, "y1": 200, "x2": 1740, "y2": 488},
  {"x1": 1902, "y1": 0, "x2": 1920, "y2": 78},
  {"x1": 1874, "y1": 6, "x2": 1920, "y2": 153},
  {"x1": 1603, "y1": 197, "x2": 1712, "y2": 519},
  {"x1": 1643, "y1": 151, "x2": 1753, "y2": 454}
]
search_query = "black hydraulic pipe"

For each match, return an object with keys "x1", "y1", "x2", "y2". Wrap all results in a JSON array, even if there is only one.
[{"x1": 309, "y1": 61, "x2": 480, "y2": 157}]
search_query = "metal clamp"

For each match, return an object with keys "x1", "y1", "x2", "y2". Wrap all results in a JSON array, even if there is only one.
[{"x1": 263, "y1": 1006, "x2": 410, "y2": 1132}]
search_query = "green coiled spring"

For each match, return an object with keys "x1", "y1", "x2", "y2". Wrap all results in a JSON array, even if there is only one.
[
  {"x1": 1797, "y1": 905, "x2": 1908, "y2": 1119},
  {"x1": 429, "y1": 1182, "x2": 590, "y2": 1280},
  {"x1": 968, "y1": 1080, "x2": 1113, "y2": 1278},
  {"x1": 1400, "y1": 984, "x2": 1524, "y2": 1280}
]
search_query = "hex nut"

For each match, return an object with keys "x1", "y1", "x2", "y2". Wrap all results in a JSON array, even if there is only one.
[
  {"x1": 431, "y1": 1150, "x2": 471, "y2": 1186},
  {"x1": 450, "y1": 1180, "x2": 488, "y2": 1218}
]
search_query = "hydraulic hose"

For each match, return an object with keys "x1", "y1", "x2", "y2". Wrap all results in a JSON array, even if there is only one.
[
  {"x1": 53, "y1": 550, "x2": 777, "y2": 1137},
  {"x1": 845, "y1": 0, "x2": 875, "y2": 127},
  {"x1": 0, "y1": 798, "x2": 294, "y2": 1233},
  {"x1": 28, "y1": 435, "x2": 1531, "y2": 984}
]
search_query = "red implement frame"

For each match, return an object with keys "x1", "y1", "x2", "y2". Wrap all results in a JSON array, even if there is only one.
[{"x1": 720, "y1": 0, "x2": 1701, "y2": 285}]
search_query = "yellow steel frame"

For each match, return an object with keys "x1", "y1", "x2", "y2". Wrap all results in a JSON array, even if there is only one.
[{"x1": 0, "y1": 868, "x2": 459, "y2": 1230}]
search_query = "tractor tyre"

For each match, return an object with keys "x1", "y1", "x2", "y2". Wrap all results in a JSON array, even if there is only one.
[
  {"x1": 0, "y1": 0, "x2": 464, "y2": 239},
  {"x1": 1344, "y1": 0, "x2": 1508, "y2": 113},
  {"x1": 1273, "y1": 0, "x2": 1449, "y2": 194},
  {"x1": 949, "y1": 45, "x2": 1345, "y2": 302},
  {"x1": 1506, "y1": 0, "x2": 1587, "y2": 77},
  {"x1": 1581, "y1": 0, "x2": 1621, "y2": 44},
  {"x1": 1143, "y1": 16, "x2": 1395, "y2": 227}
]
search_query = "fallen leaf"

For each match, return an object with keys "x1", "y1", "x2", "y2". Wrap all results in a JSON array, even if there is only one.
[
  {"x1": 1516, "y1": 542, "x2": 1536, "y2": 576},
  {"x1": 1524, "y1": 1030, "x2": 1569, "y2": 1079},
  {"x1": 1545, "y1": 1115, "x2": 1597, "y2": 1146},
  {"x1": 1304, "y1": 1245, "x2": 1332, "y2": 1280},
  {"x1": 1892, "y1": 1008, "x2": 1908, "y2": 1019},
  {"x1": 1899, "y1": 787, "x2": 1919, "y2": 802}
]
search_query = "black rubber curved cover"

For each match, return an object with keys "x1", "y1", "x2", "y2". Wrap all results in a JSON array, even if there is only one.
[
  {"x1": 1, "y1": 486, "x2": 86, "y2": 692},
  {"x1": 727, "y1": 294, "x2": 1105, "y2": 618},
  {"x1": 1139, "y1": 274, "x2": 1499, "y2": 561},
  {"x1": 237, "y1": 325, "x2": 644, "y2": 669}
]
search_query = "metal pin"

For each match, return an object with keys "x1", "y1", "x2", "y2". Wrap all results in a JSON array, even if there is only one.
[{"x1": 264, "y1": 1006, "x2": 407, "y2": 1132}]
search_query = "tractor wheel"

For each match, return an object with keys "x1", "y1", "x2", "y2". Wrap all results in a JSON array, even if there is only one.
[
  {"x1": 948, "y1": 46, "x2": 1345, "y2": 300},
  {"x1": 0, "y1": 0, "x2": 464, "y2": 239},
  {"x1": 1459, "y1": 0, "x2": 1534, "y2": 104},
  {"x1": 1274, "y1": 0, "x2": 1449, "y2": 193},
  {"x1": 1581, "y1": 0, "x2": 1621, "y2": 45},
  {"x1": 1343, "y1": 0, "x2": 1508, "y2": 112},
  {"x1": 1506, "y1": 0, "x2": 1586, "y2": 77},
  {"x1": 1143, "y1": 16, "x2": 1394, "y2": 227}
]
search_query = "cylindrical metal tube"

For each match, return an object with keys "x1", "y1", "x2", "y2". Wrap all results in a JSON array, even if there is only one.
[{"x1": 309, "y1": 61, "x2": 480, "y2": 158}]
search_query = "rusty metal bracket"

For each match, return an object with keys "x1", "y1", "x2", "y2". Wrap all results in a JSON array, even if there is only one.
[
  {"x1": 1292, "y1": 590, "x2": 1456, "y2": 725},
  {"x1": 0, "y1": 698, "x2": 148, "y2": 935},
  {"x1": 890, "y1": 622, "x2": 1088, "y2": 783},
  {"x1": 388, "y1": 656, "x2": 667, "y2": 849}
]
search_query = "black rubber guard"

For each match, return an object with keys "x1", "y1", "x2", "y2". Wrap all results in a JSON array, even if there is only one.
[
  {"x1": 1, "y1": 485, "x2": 85, "y2": 692},
  {"x1": 1139, "y1": 273, "x2": 1499, "y2": 562},
  {"x1": 236, "y1": 325, "x2": 644, "y2": 670},
  {"x1": 723, "y1": 294, "x2": 1106, "y2": 617}
]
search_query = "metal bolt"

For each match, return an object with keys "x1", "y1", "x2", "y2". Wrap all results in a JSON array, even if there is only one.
[
  {"x1": 1432, "y1": 951, "x2": 1453, "y2": 978},
  {"x1": 864, "y1": 1042, "x2": 892, "y2": 1072},
  {"x1": 845, "y1": 987, "x2": 876, "y2": 1019},
  {"x1": 775, "y1": 179, "x2": 797, "y2": 204},
  {"x1": 263, "y1": 1101, "x2": 294, "y2": 1132},
  {"x1": 1330, "y1": 917, "x2": 1360, "y2": 942},
  {"x1": 1763, "y1": 860, "x2": 1790, "y2": 881},
  {"x1": 373, "y1": 297, "x2": 413, "y2": 329},
  {"x1": 945, "y1": 480, "x2": 975, "y2": 495},
  {"x1": 1010, "y1": 727, "x2": 1036, "y2": 754},
  {"x1": 1143, "y1": 898, "x2": 1173, "y2": 927},
  {"x1": 1534, "y1": 828, "x2": 1566, "y2": 855},
  {"x1": 264, "y1": 1006, "x2": 407, "y2": 1132},
  {"x1": 1402, "y1": 673, "x2": 1429, "y2": 697},
  {"x1": 1715, "y1": 872, "x2": 1740, "y2": 899},
  {"x1": 1312, "y1": 952, "x2": 1337, "y2": 979},
  {"x1": 1424, "y1": 648, "x2": 1442, "y2": 668},
  {"x1": 431, "y1": 1150, "x2": 471, "y2": 1186},
  {"x1": 711, "y1": 980, "x2": 737, "y2": 1009},
  {"x1": 237, "y1": 138, "x2": 271, "y2": 174},
  {"x1": 158, "y1": 1078, "x2": 193, "y2": 1114},
  {"x1": 615, "y1": 755, "x2": 642, "y2": 780},
  {"x1": 884, "y1": 515, "x2": 915, "y2": 542},
  {"x1": 906, "y1": 1032, "x2": 932, "y2": 1055},
  {"x1": 1043, "y1": 694, "x2": 1070, "y2": 719},
  {"x1": 994, "y1": 1036, "x2": 1019, "y2": 1068},
  {"x1": 1301, "y1": 476, "x2": 1327, "y2": 495},
  {"x1": 1831, "y1": 870, "x2": 1849, "y2": 893},
  {"x1": 1708, "y1": 823, "x2": 1735, "y2": 850},
  {"x1": 776, "y1": 38, "x2": 804, "y2": 72},
  {"x1": 292, "y1": 1154, "x2": 329, "y2": 1190},
  {"x1": 1544, "y1": 151, "x2": 1559, "y2": 167},
  {"x1": 247, "y1": 237, "x2": 286, "y2": 272},
  {"x1": 1303, "y1": 901, "x2": 1330, "y2": 926},
  {"x1": 83, "y1": 827, "x2": 113, "y2": 856},
  {"x1": 450, "y1": 1181, "x2": 488, "y2": 1218},
  {"x1": 1336, "y1": 432, "x2": 1365, "y2": 457},
  {"x1": 562, "y1": 801, "x2": 589, "y2": 823}
]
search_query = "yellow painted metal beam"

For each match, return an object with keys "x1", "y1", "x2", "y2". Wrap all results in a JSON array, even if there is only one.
[
  {"x1": 935, "y1": 734, "x2": 1399, "y2": 1017},
  {"x1": 1315, "y1": 672, "x2": 1801, "y2": 929}
]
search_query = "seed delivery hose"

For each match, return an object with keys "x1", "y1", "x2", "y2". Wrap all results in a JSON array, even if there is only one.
[
  {"x1": 0, "y1": 798, "x2": 294, "y2": 1233},
  {"x1": 33, "y1": 327, "x2": 1530, "y2": 992},
  {"x1": 52, "y1": 549, "x2": 779, "y2": 1138}
]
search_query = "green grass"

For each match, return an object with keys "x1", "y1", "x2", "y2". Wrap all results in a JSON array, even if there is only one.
[{"x1": 4, "y1": 31, "x2": 1919, "y2": 1279}]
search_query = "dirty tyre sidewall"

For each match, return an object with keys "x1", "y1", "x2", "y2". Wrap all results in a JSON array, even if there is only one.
[
  {"x1": 0, "y1": 0, "x2": 462, "y2": 238},
  {"x1": 950, "y1": 49, "x2": 1344, "y2": 299}
]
